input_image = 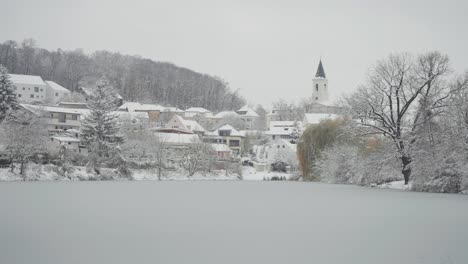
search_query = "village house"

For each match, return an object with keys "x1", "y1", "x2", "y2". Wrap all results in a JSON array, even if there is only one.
[
  {"x1": 252, "y1": 138, "x2": 298, "y2": 172},
  {"x1": 9, "y1": 74, "x2": 70, "y2": 104},
  {"x1": 44, "y1": 81, "x2": 71, "y2": 105},
  {"x1": 118, "y1": 102, "x2": 163, "y2": 124},
  {"x1": 203, "y1": 124, "x2": 244, "y2": 154},
  {"x1": 266, "y1": 138, "x2": 298, "y2": 170},
  {"x1": 265, "y1": 121, "x2": 299, "y2": 141},
  {"x1": 165, "y1": 115, "x2": 206, "y2": 136},
  {"x1": 236, "y1": 106, "x2": 259, "y2": 130},
  {"x1": 210, "y1": 143, "x2": 232, "y2": 159},
  {"x1": 160, "y1": 106, "x2": 185, "y2": 124},
  {"x1": 20, "y1": 104, "x2": 88, "y2": 133},
  {"x1": 184, "y1": 107, "x2": 212, "y2": 118}
]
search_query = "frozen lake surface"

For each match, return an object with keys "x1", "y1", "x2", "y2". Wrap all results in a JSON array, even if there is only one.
[{"x1": 1, "y1": 181, "x2": 467, "y2": 264}]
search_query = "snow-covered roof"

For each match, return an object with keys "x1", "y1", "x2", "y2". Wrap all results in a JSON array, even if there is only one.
[
  {"x1": 265, "y1": 126, "x2": 294, "y2": 136},
  {"x1": 209, "y1": 124, "x2": 243, "y2": 137},
  {"x1": 204, "y1": 112, "x2": 215, "y2": 118},
  {"x1": 214, "y1": 111, "x2": 239, "y2": 119},
  {"x1": 237, "y1": 106, "x2": 259, "y2": 117},
  {"x1": 21, "y1": 104, "x2": 89, "y2": 116},
  {"x1": 269, "y1": 121, "x2": 296, "y2": 128},
  {"x1": 211, "y1": 143, "x2": 231, "y2": 152},
  {"x1": 239, "y1": 130, "x2": 264, "y2": 137},
  {"x1": 45, "y1": 81, "x2": 70, "y2": 93},
  {"x1": 303, "y1": 113, "x2": 340, "y2": 125},
  {"x1": 182, "y1": 119, "x2": 205, "y2": 132},
  {"x1": 51, "y1": 136, "x2": 81, "y2": 143},
  {"x1": 154, "y1": 133, "x2": 200, "y2": 144},
  {"x1": 9, "y1": 74, "x2": 46, "y2": 86},
  {"x1": 170, "y1": 115, "x2": 205, "y2": 133},
  {"x1": 162, "y1": 106, "x2": 185, "y2": 113},
  {"x1": 116, "y1": 111, "x2": 149, "y2": 122},
  {"x1": 139, "y1": 104, "x2": 164, "y2": 111},
  {"x1": 119, "y1": 102, "x2": 164, "y2": 112},
  {"x1": 185, "y1": 107, "x2": 211, "y2": 113}
]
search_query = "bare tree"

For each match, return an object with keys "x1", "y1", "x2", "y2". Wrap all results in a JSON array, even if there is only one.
[
  {"x1": 347, "y1": 52, "x2": 451, "y2": 184},
  {"x1": 0, "y1": 112, "x2": 47, "y2": 177},
  {"x1": 149, "y1": 134, "x2": 168, "y2": 180},
  {"x1": 179, "y1": 141, "x2": 215, "y2": 177}
]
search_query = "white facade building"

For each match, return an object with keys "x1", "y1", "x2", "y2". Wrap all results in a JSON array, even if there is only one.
[
  {"x1": 9, "y1": 74, "x2": 71, "y2": 105},
  {"x1": 44, "y1": 81, "x2": 70, "y2": 105},
  {"x1": 9, "y1": 74, "x2": 48, "y2": 103}
]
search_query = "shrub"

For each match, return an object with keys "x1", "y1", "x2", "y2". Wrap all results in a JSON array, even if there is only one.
[{"x1": 271, "y1": 160, "x2": 288, "y2": 173}]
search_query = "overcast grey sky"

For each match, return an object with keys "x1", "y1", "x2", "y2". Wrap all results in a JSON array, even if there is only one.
[{"x1": 1, "y1": 0, "x2": 468, "y2": 106}]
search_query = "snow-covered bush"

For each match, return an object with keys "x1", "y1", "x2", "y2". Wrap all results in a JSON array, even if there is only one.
[
  {"x1": 271, "y1": 160, "x2": 288, "y2": 173},
  {"x1": 412, "y1": 151, "x2": 468, "y2": 193},
  {"x1": 316, "y1": 144, "x2": 358, "y2": 184},
  {"x1": 316, "y1": 139, "x2": 401, "y2": 186}
]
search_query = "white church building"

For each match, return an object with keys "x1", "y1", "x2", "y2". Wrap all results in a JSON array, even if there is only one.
[{"x1": 312, "y1": 59, "x2": 329, "y2": 103}]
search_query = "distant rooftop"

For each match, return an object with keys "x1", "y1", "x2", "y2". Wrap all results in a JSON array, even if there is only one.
[
  {"x1": 45, "y1": 81, "x2": 70, "y2": 92},
  {"x1": 9, "y1": 74, "x2": 45, "y2": 86}
]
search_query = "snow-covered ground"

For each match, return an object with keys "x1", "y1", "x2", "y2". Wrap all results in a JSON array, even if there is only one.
[
  {"x1": 1, "y1": 181, "x2": 467, "y2": 264},
  {"x1": 132, "y1": 168, "x2": 240, "y2": 181}
]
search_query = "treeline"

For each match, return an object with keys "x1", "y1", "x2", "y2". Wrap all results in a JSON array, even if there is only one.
[{"x1": 0, "y1": 39, "x2": 245, "y2": 111}]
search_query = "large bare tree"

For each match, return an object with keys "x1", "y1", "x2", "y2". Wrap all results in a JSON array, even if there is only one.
[{"x1": 347, "y1": 52, "x2": 451, "y2": 184}]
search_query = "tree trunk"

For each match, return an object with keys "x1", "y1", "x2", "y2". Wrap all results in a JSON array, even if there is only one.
[
  {"x1": 20, "y1": 160, "x2": 25, "y2": 177},
  {"x1": 401, "y1": 155, "x2": 412, "y2": 185}
]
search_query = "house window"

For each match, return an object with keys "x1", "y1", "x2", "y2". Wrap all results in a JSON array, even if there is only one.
[
  {"x1": 72, "y1": 115, "x2": 78, "y2": 120},
  {"x1": 58, "y1": 113, "x2": 66, "y2": 123},
  {"x1": 30, "y1": 94, "x2": 34, "y2": 98},
  {"x1": 34, "y1": 87, "x2": 39, "y2": 92},
  {"x1": 316, "y1": 84, "x2": 319, "y2": 91},
  {"x1": 229, "y1": 140, "x2": 240, "y2": 147},
  {"x1": 315, "y1": 97, "x2": 319, "y2": 100},
  {"x1": 55, "y1": 93, "x2": 59, "y2": 97},
  {"x1": 22, "y1": 87, "x2": 25, "y2": 90},
  {"x1": 219, "y1": 130, "x2": 231, "y2": 137},
  {"x1": 324, "y1": 84, "x2": 327, "y2": 88},
  {"x1": 40, "y1": 89, "x2": 43, "y2": 92},
  {"x1": 18, "y1": 94, "x2": 22, "y2": 97}
]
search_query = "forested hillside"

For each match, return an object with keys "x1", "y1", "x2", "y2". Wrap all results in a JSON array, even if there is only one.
[{"x1": 0, "y1": 39, "x2": 245, "y2": 111}]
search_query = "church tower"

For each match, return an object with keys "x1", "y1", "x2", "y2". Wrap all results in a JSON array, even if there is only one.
[{"x1": 312, "y1": 60, "x2": 329, "y2": 103}]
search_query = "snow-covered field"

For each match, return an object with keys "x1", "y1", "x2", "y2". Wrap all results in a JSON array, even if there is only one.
[{"x1": 0, "y1": 181, "x2": 467, "y2": 264}]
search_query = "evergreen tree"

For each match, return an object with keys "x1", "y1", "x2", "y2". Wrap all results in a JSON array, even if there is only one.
[
  {"x1": 0, "y1": 64, "x2": 19, "y2": 123},
  {"x1": 80, "y1": 77, "x2": 125, "y2": 174}
]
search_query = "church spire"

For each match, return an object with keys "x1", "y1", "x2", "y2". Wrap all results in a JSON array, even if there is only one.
[{"x1": 315, "y1": 60, "x2": 326, "y2": 78}]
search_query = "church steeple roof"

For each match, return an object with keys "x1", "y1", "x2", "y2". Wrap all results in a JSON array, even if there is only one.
[{"x1": 315, "y1": 60, "x2": 326, "y2": 78}]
